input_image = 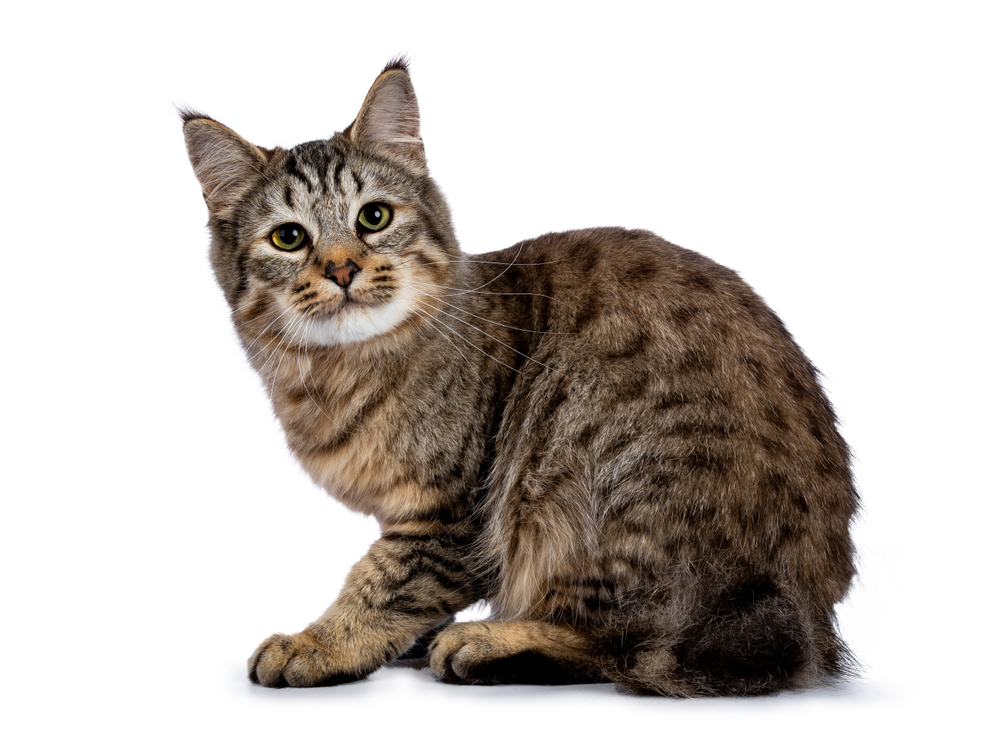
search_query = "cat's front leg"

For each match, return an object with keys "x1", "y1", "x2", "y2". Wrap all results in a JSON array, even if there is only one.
[{"x1": 248, "y1": 531, "x2": 477, "y2": 688}]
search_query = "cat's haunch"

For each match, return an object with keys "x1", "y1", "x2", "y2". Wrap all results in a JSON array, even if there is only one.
[{"x1": 183, "y1": 59, "x2": 857, "y2": 696}]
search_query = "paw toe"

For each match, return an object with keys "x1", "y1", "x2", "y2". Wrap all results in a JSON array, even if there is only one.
[
  {"x1": 248, "y1": 634, "x2": 295, "y2": 687},
  {"x1": 247, "y1": 632, "x2": 361, "y2": 688},
  {"x1": 429, "y1": 623, "x2": 497, "y2": 684}
]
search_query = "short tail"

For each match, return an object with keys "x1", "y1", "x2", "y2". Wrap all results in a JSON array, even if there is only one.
[{"x1": 606, "y1": 579, "x2": 850, "y2": 696}]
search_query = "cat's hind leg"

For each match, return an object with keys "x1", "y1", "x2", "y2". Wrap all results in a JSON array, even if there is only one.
[{"x1": 429, "y1": 620, "x2": 608, "y2": 685}]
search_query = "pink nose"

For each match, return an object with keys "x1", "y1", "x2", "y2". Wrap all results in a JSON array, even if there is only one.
[{"x1": 325, "y1": 259, "x2": 360, "y2": 288}]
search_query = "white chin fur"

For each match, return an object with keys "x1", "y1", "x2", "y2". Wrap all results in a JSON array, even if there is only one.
[{"x1": 299, "y1": 297, "x2": 413, "y2": 345}]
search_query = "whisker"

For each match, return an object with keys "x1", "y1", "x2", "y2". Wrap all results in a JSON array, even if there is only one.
[
  {"x1": 259, "y1": 308, "x2": 305, "y2": 376},
  {"x1": 404, "y1": 303, "x2": 488, "y2": 388},
  {"x1": 295, "y1": 320, "x2": 339, "y2": 426},
  {"x1": 399, "y1": 291, "x2": 549, "y2": 375},
  {"x1": 245, "y1": 317, "x2": 289, "y2": 364},
  {"x1": 395, "y1": 257, "x2": 563, "y2": 270},
  {"x1": 399, "y1": 241, "x2": 568, "y2": 303},
  {"x1": 394, "y1": 279, "x2": 573, "y2": 336},
  {"x1": 406, "y1": 278, "x2": 567, "y2": 305},
  {"x1": 400, "y1": 292, "x2": 555, "y2": 372},
  {"x1": 242, "y1": 305, "x2": 299, "y2": 359},
  {"x1": 417, "y1": 298, "x2": 555, "y2": 371},
  {"x1": 265, "y1": 315, "x2": 304, "y2": 397},
  {"x1": 409, "y1": 306, "x2": 521, "y2": 376},
  {"x1": 459, "y1": 241, "x2": 524, "y2": 295},
  {"x1": 232, "y1": 296, "x2": 267, "y2": 314},
  {"x1": 303, "y1": 322, "x2": 345, "y2": 422}
]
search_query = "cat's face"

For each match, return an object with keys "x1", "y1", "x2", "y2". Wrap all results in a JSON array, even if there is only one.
[
  {"x1": 223, "y1": 137, "x2": 455, "y2": 347},
  {"x1": 184, "y1": 62, "x2": 458, "y2": 349}
]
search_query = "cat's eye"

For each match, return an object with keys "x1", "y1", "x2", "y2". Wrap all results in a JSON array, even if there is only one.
[
  {"x1": 270, "y1": 223, "x2": 309, "y2": 251},
  {"x1": 358, "y1": 203, "x2": 392, "y2": 232}
]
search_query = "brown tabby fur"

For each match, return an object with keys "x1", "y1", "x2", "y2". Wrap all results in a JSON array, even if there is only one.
[{"x1": 182, "y1": 59, "x2": 857, "y2": 696}]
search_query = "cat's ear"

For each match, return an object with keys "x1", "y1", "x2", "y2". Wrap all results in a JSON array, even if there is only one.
[
  {"x1": 346, "y1": 59, "x2": 426, "y2": 171},
  {"x1": 181, "y1": 111, "x2": 269, "y2": 214}
]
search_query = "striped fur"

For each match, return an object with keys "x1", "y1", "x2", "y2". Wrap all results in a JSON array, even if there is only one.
[{"x1": 183, "y1": 60, "x2": 857, "y2": 696}]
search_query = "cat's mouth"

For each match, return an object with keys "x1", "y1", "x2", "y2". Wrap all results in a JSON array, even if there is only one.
[
  {"x1": 294, "y1": 290, "x2": 411, "y2": 346},
  {"x1": 329, "y1": 293, "x2": 381, "y2": 312},
  {"x1": 303, "y1": 291, "x2": 372, "y2": 318},
  {"x1": 305, "y1": 289, "x2": 395, "y2": 324}
]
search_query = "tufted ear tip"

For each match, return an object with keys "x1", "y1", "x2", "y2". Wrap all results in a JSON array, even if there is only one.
[
  {"x1": 178, "y1": 107, "x2": 212, "y2": 126},
  {"x1": 379, "y1": 55, "x2": 411, "y2": 76},
  {"x1": 346, "y1": 59, "x2": 426, "y2": 172}
]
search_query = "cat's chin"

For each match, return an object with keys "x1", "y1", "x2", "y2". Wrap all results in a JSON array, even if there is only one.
[{"x1": 299, "y1": 297, "x2": 414, "y2": 346}]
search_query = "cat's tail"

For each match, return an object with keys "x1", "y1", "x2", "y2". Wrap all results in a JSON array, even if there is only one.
[{"x1": 603, "y1": 579, "x2": 852, "y2": 697}]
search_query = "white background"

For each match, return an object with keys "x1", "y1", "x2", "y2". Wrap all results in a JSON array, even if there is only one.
[{"x1": 2, "y1": 1, "x2": 997, "y2": 747}]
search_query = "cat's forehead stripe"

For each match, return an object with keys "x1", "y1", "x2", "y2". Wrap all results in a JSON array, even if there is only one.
[
  {"x1": 284, "y1": 152, "x2": 313, "y2": 193},
  {"x1": 350, "y1": 169, "x2": 364, "y2": 195},
  {"x1": 333, "y1": 147, "x2": 346, "y2": 190},
  {"x1": 284, "y1": 141, "x2": 374, "y2": 199}
]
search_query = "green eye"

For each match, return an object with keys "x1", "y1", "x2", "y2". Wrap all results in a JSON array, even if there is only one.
[
  {"x1": 358, "y1": 203, "x2": 392, "y2": 232},
  {"x1": 270, "y1": 223, "x2": 308, "y2": 251}
]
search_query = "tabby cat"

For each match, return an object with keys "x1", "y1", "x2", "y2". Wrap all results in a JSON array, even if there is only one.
[{"x1": 182, "y1": 59, "x2": 857, "y2": 696}]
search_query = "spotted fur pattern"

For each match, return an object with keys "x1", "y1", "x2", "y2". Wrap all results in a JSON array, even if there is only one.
[{"x1": 183, "y1": 59, "x2": 857, "y2": 696}]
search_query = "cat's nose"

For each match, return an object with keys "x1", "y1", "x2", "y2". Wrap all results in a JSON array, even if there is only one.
[{"x1": 325, "y1": 259, "x2": 360, "y2": 288}]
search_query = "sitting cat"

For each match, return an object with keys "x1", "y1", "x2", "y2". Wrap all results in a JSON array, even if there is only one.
[{"x1": 182, "y1": 59, "x2": 857, "y2": 696}]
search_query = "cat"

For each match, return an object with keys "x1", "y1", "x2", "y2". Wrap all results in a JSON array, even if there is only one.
[{"x1": 182, "y1": 58, "x2": 857, "y2": 696}]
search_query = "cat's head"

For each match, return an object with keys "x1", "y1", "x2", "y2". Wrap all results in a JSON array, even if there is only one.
[{"x1": 182, "y1": 60, "x2": 459, "y2": 349}]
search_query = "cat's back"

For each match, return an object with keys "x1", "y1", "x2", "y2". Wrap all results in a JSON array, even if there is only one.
[
  {"x1": 477, "y1": 227, "x2": 856, "y2": 620},
  {"x1": 479, "y1": 226, "x2": 802, "y2": 370}
]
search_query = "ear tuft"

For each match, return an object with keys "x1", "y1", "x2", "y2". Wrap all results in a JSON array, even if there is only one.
[
  {"x1": 380, "y1": 55, "x2": 410, "y2": 76},
  {"x1": 181, "y1": 112, "x2": 268, "y2": 214},
  {"x1": 347, "y1": 61, "x2": 426, "y2": 171}
]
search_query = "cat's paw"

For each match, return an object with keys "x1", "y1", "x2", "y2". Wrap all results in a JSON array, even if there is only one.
[
  {"x1": 429, "y1": 620, "x2": 601, "y2": 686},
  {"x1": 248, "y1": 632, "x2": 364, "y2": 688},
  {"x1": 428, "y1": 621, "x2": 498, "y2": 683}
]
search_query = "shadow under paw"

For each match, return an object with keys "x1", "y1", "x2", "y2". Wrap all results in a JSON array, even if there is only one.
[{"x1": 444, "y1": 649, "x2": 582, "y2": 685}]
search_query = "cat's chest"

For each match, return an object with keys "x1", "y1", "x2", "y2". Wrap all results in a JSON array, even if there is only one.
[{"x1": 268, "y1": 355, "x2": 436, "y2": 521}]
